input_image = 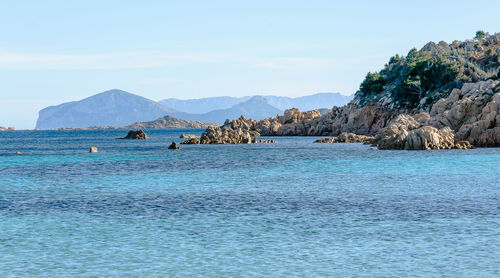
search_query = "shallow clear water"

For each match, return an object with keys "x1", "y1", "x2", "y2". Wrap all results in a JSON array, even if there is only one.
[{"x1": 0, "y1": 129, "x2": 499, "y2": 277}]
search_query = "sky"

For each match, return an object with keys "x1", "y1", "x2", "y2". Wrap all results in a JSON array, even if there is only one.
[{"x1": 1, "y1": 0, "x2": 499, "y2": 129}]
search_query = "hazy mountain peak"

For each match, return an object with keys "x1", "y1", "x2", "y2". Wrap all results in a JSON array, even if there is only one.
[{"x1": 36, "y1": 89, "x2": 177, "y2": 129}]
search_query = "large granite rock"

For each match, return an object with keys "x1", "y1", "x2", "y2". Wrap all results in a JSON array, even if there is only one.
[
  {"x1": 404, "y1": 126, "x2": 455, "y2": 150},
  {"x1": 200, "y1": 126, "x2": 253, "y2": 144},
  {"x1": 376, "y1": 115, "x2": 420, "y2": 149},
  {"x1": 120, "y1": 130, "x2": 148, "y2": 139},
  {"x1": 430, "y1": 80, "x2": 500, "y2": 147}
]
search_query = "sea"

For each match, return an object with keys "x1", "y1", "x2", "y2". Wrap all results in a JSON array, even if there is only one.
[{"x1": 0, "y1": 129, "x2": 499, "y2": 277}]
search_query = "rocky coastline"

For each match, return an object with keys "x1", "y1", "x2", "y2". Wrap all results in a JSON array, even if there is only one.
[
  {"x1": 188, "y1": 33, "x2": 500, "y2": 150},
  {"x1": 188, "y1": 79, "x2": 499, "y2": 149}
]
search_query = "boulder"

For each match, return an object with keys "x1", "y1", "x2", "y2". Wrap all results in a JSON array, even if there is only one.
[
  {"x1": 454, "y1": 140, "x2": 473, "y2": 149},
  {"x1": 180, "y1": 134, "x2": 199, "y2": 139},
  {"x1": 404, "y1": 126, "x2": 455, "y2": 150},
  {"x1": 168, "y1": 142, "x2": 181, "y2": 149},
  {"x1": 475, "y1": 127, "x2": 500, "y2": 147},
  {"x1": 377, "y1": 115, "x2": 420, "y2": 149},
  {"x1": 121, "y1": 130, "x2": 147, "y2": 139},
  {"x1": 199, "y1": 126, "x2": 254, "y2": 144}
]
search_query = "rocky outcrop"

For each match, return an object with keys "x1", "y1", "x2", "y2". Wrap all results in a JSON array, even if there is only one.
[
  {"x1": 404, "y1": 126, "x2": 455, "y2": 150},
  {"x1": 376, "y1": 114, "x2": 459, "y2": 150},
  {"x1": 197, "y1": 80, "x2": 499, "y2": 149},
  {"x1": 200, "y1": 126, "x2": 253, "y2": 144},
  {"x1": 370, "y1": 80, "x2": 500, "y2": 149},
  {"x1": 168, "y1": 142, "x2": 181, "y2": 149},
  {"x1": 376, "y1": 115, "x2": 420, "y2": 149},
  {"x1": 120, "y1": 130, "x2": 148, "y2": 139},
  {"x1": 428, "y1": 80, "x2": 500, "y2": 147}
]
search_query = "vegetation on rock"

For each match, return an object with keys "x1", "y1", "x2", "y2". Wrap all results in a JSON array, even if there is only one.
[{"x1": 356, "y1": 32, "x2": 500, "y2": 109}]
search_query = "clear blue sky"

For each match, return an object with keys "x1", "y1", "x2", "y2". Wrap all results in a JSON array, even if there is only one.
[{"x1": 1, "y1": 0, "x2": 499, "y2": 128}]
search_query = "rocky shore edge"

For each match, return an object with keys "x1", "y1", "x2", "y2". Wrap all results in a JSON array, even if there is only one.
[{"x1": 181, "y1": 80, "x2": 499, "y2": 150}]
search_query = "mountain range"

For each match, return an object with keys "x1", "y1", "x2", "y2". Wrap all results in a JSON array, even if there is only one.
[
  {"x1": 35, "y1": 90, "x2": 352, "y2": 129},
  {"x1": 159, "y1": 93, "x2": 352, "y2": 114}
]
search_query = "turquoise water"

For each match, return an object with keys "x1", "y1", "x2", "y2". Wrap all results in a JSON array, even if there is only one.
[{"x1": 1, "y1": 129, "x2": 499, "y2": 277}]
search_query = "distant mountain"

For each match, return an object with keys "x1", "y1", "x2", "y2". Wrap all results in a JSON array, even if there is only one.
[
  {"x1": 159, "y1": 93, "x2": 352, "y2": 114},
  {"x1": 263, "y1": 93, "x2": 353, "y2": 111},
  {"x1": 36, "y1": 89, "x2": 178, "y2": 129},
  {"x1": 170, "y1": 96, "x2": 282, "y2": 123},
  {"x1": 160, "y1": 96, "x2": 252, "y2": 114},
  {"x1": 36, "y1": 90, "x2": 352, "y2": 129}
]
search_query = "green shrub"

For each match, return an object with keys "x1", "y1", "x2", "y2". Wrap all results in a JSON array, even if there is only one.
[
  {"x1": 475, "y1": 30, "x2": 486, "y2": 40},
  {"x1": 360, "y1": 72, "x2": 385, "y2": 94}
]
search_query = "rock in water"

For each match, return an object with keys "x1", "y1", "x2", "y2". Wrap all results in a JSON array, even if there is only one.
[
  {"x1": 336, "y1": 132, "x2": 375, "y2": 144},
  {"x1": 180, "y1": 134, "x2": 199, "y2": 139},
  {"x1": 454, "y1": 140, "x2": 473, "y2": 150},
  {"x1": 121, "y1": 130, "x2": 147, "y2": 139},
  {"x1": 89, "y1": 147, "x2": 98, "y2": 153},
  {"x1": 168, "y1": 142, "x2": 181, "y2": 149},
  {"x1": 199, "y1": 126, "x2": 254, "y2": 144},
  {"x1": 404, "y1": 126, "x2": 455, "y2": 150},
  {"x1": 180, "y1": 138, "x2": 200, "y2": 144},
  {"x1": 314, "y1": 137, "x2": 336, "y2": 143}
]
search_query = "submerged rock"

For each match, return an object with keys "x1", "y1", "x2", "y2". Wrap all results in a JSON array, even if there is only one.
[
  {"x1": 121, "y1": 130, "x2": 147, "y2": 139},
  {"x1": 168, "y1": 142, "x2": 181, "y2": 149}
]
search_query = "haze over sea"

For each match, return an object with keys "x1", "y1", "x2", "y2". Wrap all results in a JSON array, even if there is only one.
[{"x1": 1, "y1": 129, "x2": 499, "y2": 277}]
